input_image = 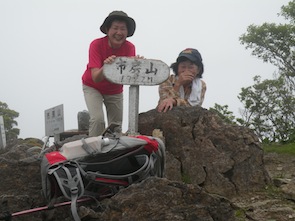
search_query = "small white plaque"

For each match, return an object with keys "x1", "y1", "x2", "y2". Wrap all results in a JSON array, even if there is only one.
[{"x1": 44, "y1": 104, "x2": 64, "y2": 136}]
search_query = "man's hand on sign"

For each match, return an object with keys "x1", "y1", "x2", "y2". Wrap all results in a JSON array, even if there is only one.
[{"x1": 104, "y1": 55, "x2": 117, "y2": 64}]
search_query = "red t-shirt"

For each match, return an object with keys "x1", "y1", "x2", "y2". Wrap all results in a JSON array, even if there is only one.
[{"x1": 82, "y1": 36, "x2": 136, "y2": 95}]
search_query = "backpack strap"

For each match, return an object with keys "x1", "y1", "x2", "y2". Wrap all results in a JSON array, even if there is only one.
[
  {"x1": 81, "y1": 138, "x2": 95, "y2": 154},
  {"x1": 48, "y1": 163, "x2": 84, "y2": 221},
  {"x1": 80, "y1": 154, "x2": 153, "y2": 185}
]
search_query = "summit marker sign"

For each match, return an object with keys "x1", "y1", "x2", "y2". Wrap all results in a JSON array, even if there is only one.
[{"x1": 104, "y1": 57, "x2": 169, "y2": 134}]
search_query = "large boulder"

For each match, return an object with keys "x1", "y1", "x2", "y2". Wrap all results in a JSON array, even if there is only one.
[
  {"x1": 138, "y1": 106, "x2": 271, "y2": 197},
  {"x1": 86, "y1": 177, "x2": 236, "y2": 221}
]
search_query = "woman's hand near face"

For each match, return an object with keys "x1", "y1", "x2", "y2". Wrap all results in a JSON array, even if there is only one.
[
  {"x1": 178, "y1": 70, "x2": 195, "y2": 85},
  {"x1": 173, "y1": 70, "x2": 195, "y2": 92},
  {"x1": 175, "y1": 60, "x2": 199, "y2": 88}
]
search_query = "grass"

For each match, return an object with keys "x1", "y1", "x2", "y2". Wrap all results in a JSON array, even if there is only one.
[
  {"x1": 181, "y1": 173, "x2": 192, "y2": 184},
  {"x1": 263, "y1": 142, "x2": 295, "y2": 155}
]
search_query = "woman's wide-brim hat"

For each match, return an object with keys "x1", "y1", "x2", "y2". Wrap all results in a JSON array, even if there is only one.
[{"x1": 100, "y1": 11, "x2": 136, "y2": 37}]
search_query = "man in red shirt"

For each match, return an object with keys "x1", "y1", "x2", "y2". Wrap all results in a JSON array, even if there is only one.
[{"x1": 82, "y1": 11, "x2": 136, "y2": 136}]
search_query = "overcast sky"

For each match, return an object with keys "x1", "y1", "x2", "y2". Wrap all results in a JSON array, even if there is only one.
[{"x1": 0, "y1": 0, "x2": 290, "y2": 140}]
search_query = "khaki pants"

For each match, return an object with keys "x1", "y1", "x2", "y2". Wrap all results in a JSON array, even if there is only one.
[{"x1": 83, "y1": 85, "x2": 123, "y2": 137}]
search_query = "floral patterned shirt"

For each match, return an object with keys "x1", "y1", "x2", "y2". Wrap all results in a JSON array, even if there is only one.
[{"x1": 158, "y1": 75, "x2": 206, "y2": 106}]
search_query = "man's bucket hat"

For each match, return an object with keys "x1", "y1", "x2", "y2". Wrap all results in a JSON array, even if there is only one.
[{"x1": 100, "y1": 11, "x2": 136, "y2": 37}]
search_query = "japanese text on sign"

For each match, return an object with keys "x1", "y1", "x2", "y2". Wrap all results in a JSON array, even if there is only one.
[{"x1": 104, "y1": 57, "x2": 169, "y2": 86}]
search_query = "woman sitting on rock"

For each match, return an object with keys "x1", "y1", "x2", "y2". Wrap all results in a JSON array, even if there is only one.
[{"x1": 157, "y1": 48, "x2": 206, "y2": 113}]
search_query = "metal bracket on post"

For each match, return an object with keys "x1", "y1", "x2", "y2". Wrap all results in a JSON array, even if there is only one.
[{"x1": 103, "y1": 57, "x2": 170, "y2": 135}]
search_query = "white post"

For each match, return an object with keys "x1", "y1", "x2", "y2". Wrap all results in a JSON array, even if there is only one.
[
  {"x1": 128, "y1": 85, "x2": 139, "y2": 134},
  {"x1": 0, "y1": 116, "x2": 6, "y2": 149}
]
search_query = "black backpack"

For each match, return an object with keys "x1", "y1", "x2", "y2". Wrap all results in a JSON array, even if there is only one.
[{"x1": 40, "y1": 133, "x2": 165, "y2": 221}]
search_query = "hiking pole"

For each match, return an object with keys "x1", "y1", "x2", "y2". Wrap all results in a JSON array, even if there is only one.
[
  {"x1": 0, "y1": 197, "x2": 92, "y2": 221},
  {"x1": 0, "y1": 190, "x2": 116, "y2": 221}
]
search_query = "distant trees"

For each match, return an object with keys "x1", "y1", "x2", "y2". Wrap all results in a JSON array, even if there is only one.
[
  {"x1": 212, "y1": 1, "x2": 295, "y2": 143},
  {"x1": 238, "y1": 76, "x2": 295, "y2": 142},
  {"x1": 238, "y1": 1, "x2": 295, "y2": 143},
  {"x1": 209, "y1": 104, "x2": 242, "y2": 125},
  {"x1": 240, "y1": 1, "x2": 295, "y2": 89},
  {"x1": 0, "y1": 101, "x2": 19, "y2": 143}
]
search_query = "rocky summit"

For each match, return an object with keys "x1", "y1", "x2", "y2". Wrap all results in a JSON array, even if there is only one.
[
  {"x1": 0, "y1": 106, "x2": 280, "y2": 220},
  {"x1": 139, "y1": 106, "x2": 271, "y2": 197}
]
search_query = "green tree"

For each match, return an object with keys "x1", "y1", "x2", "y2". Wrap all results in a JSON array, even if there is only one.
[
  {"x1": 238, "y1": 1, "x2": 295, "y2": 143},
  {"x1": 0, "y1": 101, "x2": 20, "y2": 143},
  {"x1": 239, "y1": 0, "x2": 295, "y2": 88},
  {"x1": 238, "y1": 76, "x2": 295, "y2": 142},
  {"x1": 209, "y1": 103, "x2": 243, "y2": 125}
]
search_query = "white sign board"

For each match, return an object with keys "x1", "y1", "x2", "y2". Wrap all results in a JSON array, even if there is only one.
[
  {"x1": 104, "y1": 57, "x2": 170, "y2": 85},
  {"x1": 44, "y1": 104, "x2": 64, "y2": 136},
  {"x1": 0, "y1": 116, "x2": 6, "y2": 149},
  {"x1": 104, "y1": 57, "x2": 170, "y2": 134}
]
